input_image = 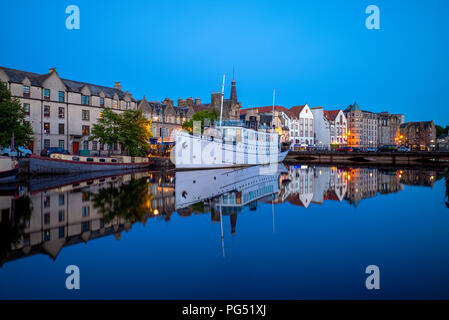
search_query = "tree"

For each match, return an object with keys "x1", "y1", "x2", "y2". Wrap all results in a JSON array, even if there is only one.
[
  {"x1": 89, "y1": 108, "x2": 152, "y2": 156},
  {"x1": 89, "y1": 108, "x2": 121, "y2": 156},
  {"x1": 436, "y1": 125, "x2": 449, "y2": 138},
  {"x1": 182, "y1": 109, "x2": 219, "y2": 134},
  {"x1": 0, "y1": 83, "x2": 33, "y2": 148}
]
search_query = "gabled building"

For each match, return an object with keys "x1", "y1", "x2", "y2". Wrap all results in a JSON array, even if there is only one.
[
  {"x1": 289, "y1": 104, "x2": 314, "y2": 147},
  {"x1": 323, "y1": 109, "x2": 347, "y2": 147},
  {"x1": 137, "y1": 97, "x2": 194, "y2": 142},
  {"x1": 344, "y1": 102, "x2": 378, "y2": 148},
  {"x1": 0, "y1": 66, "x2": 137, "y2": 155}
]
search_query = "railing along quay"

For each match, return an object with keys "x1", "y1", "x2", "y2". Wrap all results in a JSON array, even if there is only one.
[{"x1": 284, "y1": 151, "x2": 449, "y2": 166}]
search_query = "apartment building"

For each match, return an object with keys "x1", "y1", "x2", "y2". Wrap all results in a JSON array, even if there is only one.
[
  {"x1": 377, "y1": 112, "x2": 403, "y2": 146},
  {"x1": 344, "y1": 102, "x2": 378, "y2": 148},
  {"x1": 289, "y1": 104, "x2": 314, "y2": 146},
  {"x1": 323, "y1": 109, "x2": 347, "y2": 147},
  {"x1": 0, "y1": 66, "x2": 138, "y2": 155},
  {"x1": 399, "y1": 121, "x2": 436, "y2": 151}
]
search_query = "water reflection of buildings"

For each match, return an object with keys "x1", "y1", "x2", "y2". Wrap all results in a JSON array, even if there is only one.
[
  {"x1": 0, "y1": 172, "x2": 172, "y2": 266},
  {"x1": 0, "y1": 165, "x2": 445, "y2": 265},
  {"x1": 280, "y1": 166, "x2": 440, "y2": 208}
]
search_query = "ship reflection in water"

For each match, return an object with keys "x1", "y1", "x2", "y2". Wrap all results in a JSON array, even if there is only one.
[{"x1": 0, "y1": 165, "x2": 449, "y2": 299}]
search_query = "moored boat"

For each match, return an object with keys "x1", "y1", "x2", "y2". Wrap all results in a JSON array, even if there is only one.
[
  {"x1": 28, "y1": 153, "x2": 153, "y2": 174},
  {"x1": 0, "y1": 156, "x2": 18, "y2": 183}
]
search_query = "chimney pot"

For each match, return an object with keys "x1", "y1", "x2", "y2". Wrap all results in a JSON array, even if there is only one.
[
  {"x1": 49, "y1": 67, "x2": 57, "y2": 73},
  {"x1": 114, "y1": 82, "x2": 122, "y2": 90}
]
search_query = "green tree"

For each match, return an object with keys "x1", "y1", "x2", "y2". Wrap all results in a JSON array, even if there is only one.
[
  {"x1": 89, "y1": 108, "x2": 152, "y2": 156},
  {"x1": 436, "y1": 125, "x2": 449, "y2": 138},
  {"x1": 0, "y1": 83, "x2": 33, "y2": 149},
  {"x1": 182, "y1": 109, "x2": 218, "y2": 134},
  {"x1": 89, "y1": 108, "x2": 121, "y2": 156},
  {"x1": 117, "y1": 109, "x2": 152, "y2": 156}
]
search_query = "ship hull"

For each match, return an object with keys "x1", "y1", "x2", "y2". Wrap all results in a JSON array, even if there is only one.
[
  {"x1": 29, "y1": 156, "x2": 152, "y2": 174},
  {"x1": 173, "y1": 130, "x2": 288, "y2": 169}
]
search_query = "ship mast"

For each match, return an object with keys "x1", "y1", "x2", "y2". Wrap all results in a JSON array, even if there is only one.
[{"x1": 272, "y1": 89, "x2": 276, "y2": 133}]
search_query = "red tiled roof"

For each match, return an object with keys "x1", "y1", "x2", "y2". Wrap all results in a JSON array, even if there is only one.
[{"x1": 323, "y1": 110, "x2": 340, "y2": 121}]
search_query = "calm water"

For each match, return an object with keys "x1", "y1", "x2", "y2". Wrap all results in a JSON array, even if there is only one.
[{"x1": 1, "y1": 164, "x2": 449, "y2": 299}]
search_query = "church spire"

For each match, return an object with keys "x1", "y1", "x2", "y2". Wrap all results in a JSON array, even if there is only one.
[{"x1": 230, "y1": 78, "x2": 237, "y2": 104}]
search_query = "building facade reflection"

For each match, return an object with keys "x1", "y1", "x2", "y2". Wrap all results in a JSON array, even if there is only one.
[{"x1": 0, "y1": 165, "x2": 446, "y2": 266}]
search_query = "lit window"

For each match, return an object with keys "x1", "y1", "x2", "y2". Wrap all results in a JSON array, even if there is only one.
[
  {"x1": 44, "y1": 122, "x2": 50, "y2": 134},
  {"x1": 82, "y1": 125, "x2": 90, "y2": 135}
]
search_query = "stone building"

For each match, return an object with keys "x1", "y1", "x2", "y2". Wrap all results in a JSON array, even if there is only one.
[
  {"x1": 0, "y1": 66, "x2": 137, "y2": 155},
  {"x1": 137, "y1": 97, "x2": 194, "y2": 142},
  {"x1": 399, "y1": 121, "x2": 436, "y2": 151},
  {"x1": 344, "y1": 102, "x2": 378, "y2": 149},
  {"x1": 377, "y1": 112, "x2": 403, "y2": 146},
  {"x1": 179, "y1": 79, "x2": 241, "y2": 121}
]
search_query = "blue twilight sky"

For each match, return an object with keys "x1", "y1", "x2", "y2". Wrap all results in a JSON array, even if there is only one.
[{"x1": 0, "y1": 0, "x2": 448, "y2": 124}]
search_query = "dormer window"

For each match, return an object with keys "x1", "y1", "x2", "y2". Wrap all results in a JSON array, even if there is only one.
[
  {"x1": 44, "y1": 88, "x2": 50, "y2": 100},
  {"x1": 23, "y1": 85, "x2": 30, "y2": 98},
  {"x1": 113, "y1": 100, "x2": 118, "y2": 109},
  {"x1": 100, "y1": 97, "x2": 104, "y2": 107},
  {"x1": 81, "y1": 95, "x2": 90, "y2": 105}
]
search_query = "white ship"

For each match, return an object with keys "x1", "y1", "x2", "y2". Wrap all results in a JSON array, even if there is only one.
[
  {"x1": 175, "y1": 164, "x2": 287, "y2": 210},
  {"x1": 171, "y1": 75, "x2": 289, "y2": 169}
]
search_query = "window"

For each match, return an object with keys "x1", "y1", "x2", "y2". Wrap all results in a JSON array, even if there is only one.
[
  {"x1": 82, "y1": 125, "x2": 90, "y2": 136},
  {"x1": 83, "y1": 140, "x2": 89, "y2": 150},
  {"x1": 43, "y1": 230, "x2": 50, "y2": 241},
  {"x1": 92, "y1": 141, "x2": 98, "y2": 151},
  {"x1": 100, "y1": 142, "x2": 104, "y2": 150},
  {"x1": 58, "y1": 140, "x2": 65, "y2": 148},
  {"x1": 44, "y1": 213, "x2": 50, "y2": 225},
  {"x1": 126, "y1": 101, "x2": 130, "y2": 109},
  {"x1": 81, "y1": 95, "x2": 90, "y2": 105},
  {"x1": 58, "y1": 107, "x2": 65, "y2": 118},
  {"x1": 23, "y1": 103, "x2": 30, "y2": 115},
  {"x1": 58, "y1": 91, "x2": 65, "y2": 102},
  {"x1": 58, "y1": 194, "x2": 65, "y2": 206},
  {"x1": 44, "y1": 195, "x2": 50, "y2": 208},
  {"x1": 44, "y1": 122, "x2": 50, "y2": 134},
  {"x1": 23, "y1": 85, "x2": 30, "y2": 97},
  {"x1": 82, "y1": 110, "x2": 90, "y2": 121},
  {"x1": 58, "y1": 123, "x2": 64, "y2": 135},
  {"x1": 58, "y1": 210, "x2": 65, "y2": 222},
  {"x1": 82, "y1": 191, "x2": 90, "y2": 202},
  {"x1": 58, "y1": 227, "x2": 65, "y2": 239},
  {"x1": 43, "y1": 105, "x2": 50, "y2": 117},
  {"x1": 81, "y1": 221, "x2": 90, "y2": 232},
  {"x1": 82, "y1": 206, "x2": 90, "y2": 217},
  {"x1": 113, "y1": 142, "x2": 118, "y2": 151},
  {"x1": 113, "y1": 100, "x2": 118, "y2": 109},
  {"x1": 44, "y1": 139, "x2": 50, "y2": 148},
  {"x1": 43, "y1": 88, "x2": 50, "y2": 100},
  {"x1": 100, "y1": 97, "x2": 105, "y2": 107}
]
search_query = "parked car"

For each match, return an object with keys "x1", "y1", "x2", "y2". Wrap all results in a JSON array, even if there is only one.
[
  {"x1": 337, "y1": 147, "x2": 354, "y2": 152},
  {"x1": 1, "y1": 146, "x2": 32, "y2": 157},
  {"x1": 397, "y1": 146, "x2": 410, "y2": 152},
  {"x1": 352, "y1": 147, "x2": 362, "y2": 152},
  {"x1": 378, "y1": 145, "x2": 398, "y2": 152},
  {"x1": 365, "y1": 147, "x2": 378, "y2": 152},
  {"x1": 40, "y1": 147, "x2": 70, "y2": 157}
]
